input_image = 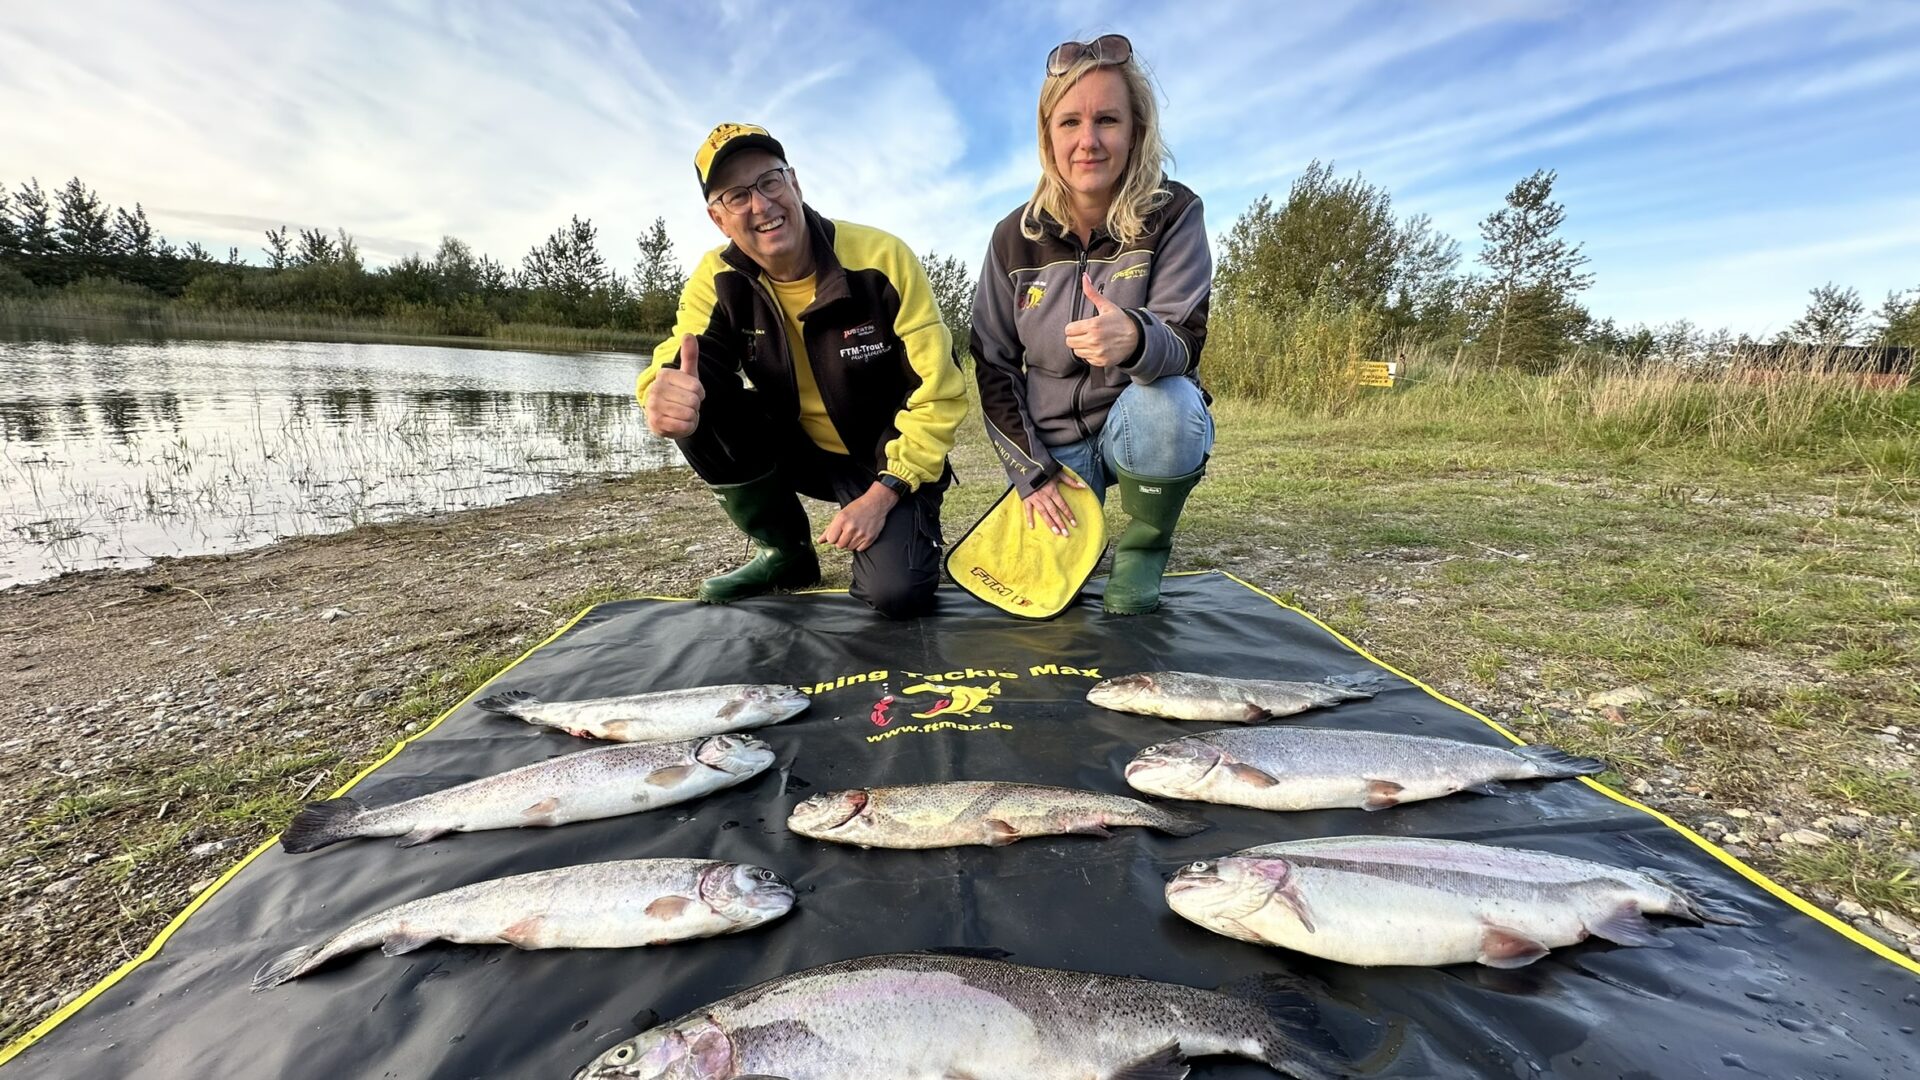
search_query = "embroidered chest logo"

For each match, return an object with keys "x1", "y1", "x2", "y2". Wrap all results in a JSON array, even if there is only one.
[
  {"x1": 1112, "y1": 262, "x2": 1149, "y2": 281},
  {"x1": 1019, "y1": 282, "x2": 1047, "y2": 310},
  {"x1": 842, "y1": 322, "x2": 878, "y2": 340}
]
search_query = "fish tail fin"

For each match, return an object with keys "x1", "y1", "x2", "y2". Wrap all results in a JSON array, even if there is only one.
[
  {"x1": 251, "y1": 944, "x2": 323, "y2": 991},
  {"x1": 279, "y1": 797, "x2": 366, "y2": 853},
  {"x1": 474, "y1": 690, "x2": 540, "y2": 716},
  {"x1": 1322, "y1": 670, "x2": 1391, "y2": 698},
  {"x1": 1637, "y1": 867, "x2": 1754, "y2": 927},
  {"x1": 1150, "y1": 805, "x2": 1210, "y2": 837},
  {"x1": 1513, "y1": 744, "x2": 1606, "y2": 777},
  {"x1": 1218, "y1": 973, "x2": 1350, "y2": 1080}
]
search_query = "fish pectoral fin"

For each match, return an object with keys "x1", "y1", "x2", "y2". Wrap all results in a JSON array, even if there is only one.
[
  {"x1": 1110, "y1": 1040, "x2": 1189, "y2": 1079},
  {"x1": 380, "y1": 928, "x2": 438, "y2": 956},
  {"x1": 1362, "y1": 779, "x2": 1404, "y2": 810},
  {"x1": 521, "y1": 797, "x2": 561, "y2": 823},
  {"x1": 1237, "y1": 704, "x2": 1271, "y2": 723},
  {"x1": 1464, "y1": 779, "x2": 1512, "y2": 797},
  {"x1": 1225, "y1": 763, "x2": 1280, "y2": 788},
  {"x1": 644, "y1": 895, "x2": 694, "y2": 920},
  {"x1": 498, "y1": 916, "x2": 548, "y2": 949},
  {"x1": 1477, "y1": 924, "x2": 1551, "y2": 968},
  {"x1": 645, "y1": 765, "x2": 698, "y2": 786},
  {"x1": 983, "y1": 819, "x2": 1023, "y2": 846},
  {"x1": 394, "y1": 826, "x2": 451, "y2": 848},
  {"x1": 1587, "y1": 901, "x2": 1672, "y2": 948}
]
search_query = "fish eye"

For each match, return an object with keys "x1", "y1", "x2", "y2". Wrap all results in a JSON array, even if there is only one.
[
  {"x1": 610, "y1": 1045, "x2": 633, "y2": 1063},
  {"x1": 755, "y1": 868, "x2": 778, "y2": 881},
  {"x1": 1188, "y1": 861, "x2": 1211, "y2": 872}
]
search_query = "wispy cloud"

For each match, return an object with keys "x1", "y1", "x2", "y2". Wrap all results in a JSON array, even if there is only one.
[{"x1": 2, "y1": 1, "x2": 1917, "y2": 332}]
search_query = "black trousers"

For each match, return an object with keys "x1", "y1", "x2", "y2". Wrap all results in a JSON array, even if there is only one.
[{"x1": 674, "y1": 386, "x2": 948, "y2": 620}]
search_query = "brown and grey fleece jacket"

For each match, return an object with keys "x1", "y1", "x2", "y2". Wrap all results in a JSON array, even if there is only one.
[{"x1": 968, "y1": 179, "x2": 1210, "y2": 496}]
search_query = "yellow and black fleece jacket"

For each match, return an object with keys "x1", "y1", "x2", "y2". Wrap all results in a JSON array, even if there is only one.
[
  {"x1": 637, "y1": 206, "x2": 965, "y2": 490},
  {"x1": 969, "y1": 180, "x2": 1210, "y2": 497}
]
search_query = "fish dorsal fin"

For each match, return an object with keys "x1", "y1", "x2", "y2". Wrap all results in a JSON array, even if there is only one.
[
  {"x1": 1112, "y1": 1040, "x2": 1190, "y2": 1079},
  {"x1": 1478, "y1": 924, "x2": 1551, "y2": 968}
]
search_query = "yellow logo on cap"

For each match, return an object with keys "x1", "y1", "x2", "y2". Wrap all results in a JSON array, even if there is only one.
[{"x1": 697, "y1": 122, "x2": 771, "y2": 180}]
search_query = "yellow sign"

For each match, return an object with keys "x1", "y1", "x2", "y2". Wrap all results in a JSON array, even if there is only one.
[{"x1": 1357, "y1": 360, "x2": 1398, "y2": 387}]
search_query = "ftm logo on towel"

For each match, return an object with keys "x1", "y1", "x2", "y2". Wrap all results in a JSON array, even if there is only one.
[{"x1": 965, "y1": 565, "x2": 1034, "y2": 608}]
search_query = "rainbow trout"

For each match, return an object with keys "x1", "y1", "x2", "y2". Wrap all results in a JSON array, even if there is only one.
[
  {"x1": 1126, "y1": 727, "x2": 1602, "y2": 811},
  {"x1": 475, "y1": 684, "x2": 809, "y2": 742},
  {"x1": 787, "y1": 781, "x2": 1205, "y2": 849},
  {"x1": 253, "y1": 859, "x2": 793, "y2": 990},
  {"x1": 1167, "y1": 836, "x2": 1743, "y2": 968},
  {"x1": 1088, "y1": 671, "x2": 1373, "y2": 722},
  {"x1": 571, "y1": 951, "x2": 1342, "y2": 1079},
  {"x1": 280, "y1": 734, "x2": 775, "y2": 852}
]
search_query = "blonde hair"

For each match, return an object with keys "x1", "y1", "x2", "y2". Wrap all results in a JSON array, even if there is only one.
[{"x1": 1021, "y1": 51, "x2": 1171, "y2": 245}]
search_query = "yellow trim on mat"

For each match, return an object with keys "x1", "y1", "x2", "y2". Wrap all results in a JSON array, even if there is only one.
[
  {"x1": 1201, "y1": 569, "x2": 1920, "y2": 977},
  {"x1": 0, "y1": 603, "x2": 608, "y2": 1067}
]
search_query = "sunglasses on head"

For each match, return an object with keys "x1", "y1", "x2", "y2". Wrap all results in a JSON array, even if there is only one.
[{"x1": 1046, "y1": 33, "x2": 1132, "y2": 77}]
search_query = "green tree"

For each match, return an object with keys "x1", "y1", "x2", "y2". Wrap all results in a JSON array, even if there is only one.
[
  {"x1": 1216, "y1": 160, "x2": 1461, "y2": 343},
  {"x1": 111, "y1": 204, "x2": 157, "y2": 258},
  {"x1": 921, "y1": 251, "x2": 974, "y2": 352},
  {"x1": 13, "y1": 180, "x2": 57, "y2": 270},
  {"x1": 295, "y1": 228, "x2": 340, "y2": 267},
  {"x1": 630, "y1": 217, "x2": 685, "y2": 334},
  {"x1": 1872, "y1": 286, "x2": 1919, "y2": 347},
  {"x1": 263, "y1": 226, "x2": 292, "y2": 270},
  {"x1": 0, "y1": 186, "x2": 18, "y2": 264},
  {"x1": 1780, "y1": 282, "x2": 1865, "y2": 346},
  {"x1": 521, "y1": 215, "x2": 612, "y2": 323},
  {"x1": 1475, "y1": 168, "x2": 1592, "y2": 371},
  {"x1": 432, "y1": 236, "x2": 482, "y2": 296},
  {"x1": 53, "y1": 176, "x2": 115, "y2": 282}
]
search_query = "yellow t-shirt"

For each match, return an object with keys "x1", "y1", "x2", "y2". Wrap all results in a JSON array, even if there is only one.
[{"x1": 764, "y1": 273, "x2": 850, "y2": 455}]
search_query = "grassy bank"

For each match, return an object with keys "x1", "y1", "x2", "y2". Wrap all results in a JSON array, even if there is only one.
[{"x1": 0, "y1": 293, "x2": 664, "y2": 353}]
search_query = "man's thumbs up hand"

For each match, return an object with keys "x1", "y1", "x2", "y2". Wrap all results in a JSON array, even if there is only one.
[
  {"x1": 1063, "y1": 270, "x2": 1139, "y2": 368},
  {"x1": 644, "y1": 334, "x2": 707, "y2": 439}
]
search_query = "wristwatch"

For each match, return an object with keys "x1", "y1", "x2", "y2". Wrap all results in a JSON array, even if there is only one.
[{"x1": 878, "y1": 474, "x2": 912, "y2": 498}]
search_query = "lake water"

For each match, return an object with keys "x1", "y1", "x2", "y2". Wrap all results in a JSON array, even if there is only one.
[{"x1": 0, "y1": 328, "x2": 680, "y2": 588}]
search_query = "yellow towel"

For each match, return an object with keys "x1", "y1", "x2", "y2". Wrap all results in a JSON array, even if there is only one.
[{"x1": 945, "y1": 466, "x2": 1107, "y2": 619}]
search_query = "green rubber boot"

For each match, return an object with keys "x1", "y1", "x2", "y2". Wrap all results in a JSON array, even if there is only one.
[
  {"x1": 1103, "y1": 464, "x2": 1205, "y2": 615},
  {"x1": 698, "y1": 469, "x2": 821, "y2": 604}
]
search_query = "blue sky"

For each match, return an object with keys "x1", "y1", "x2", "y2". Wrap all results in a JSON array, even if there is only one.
[{"x1": 4, "y1": 1, "x2": 1918, "y2": 334}]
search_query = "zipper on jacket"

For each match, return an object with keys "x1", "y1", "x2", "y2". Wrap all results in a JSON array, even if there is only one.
[
  {"x1": 1069, "y1": 247, "x2": 1093, "y2": 441},
  {"x1": 750, "y1": 273, "x2": 803, "y2": 408}
]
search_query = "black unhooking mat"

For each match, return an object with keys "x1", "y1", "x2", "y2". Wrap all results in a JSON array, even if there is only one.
[{"x1": 8, "y1": 573, "x2": 1917, "y2": 1079}]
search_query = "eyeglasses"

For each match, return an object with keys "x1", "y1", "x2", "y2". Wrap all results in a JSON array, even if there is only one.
[
  {"x1": 708, "y1": 167, "x2": 793, "y2": 215},
  {"x1": 1045, "y1": 34, "x2": 1131, "y2": 77}
]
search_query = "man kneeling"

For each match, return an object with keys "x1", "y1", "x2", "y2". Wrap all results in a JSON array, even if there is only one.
[{"x1": 639, "y1": 124, "x2": 966, "y2": 619}]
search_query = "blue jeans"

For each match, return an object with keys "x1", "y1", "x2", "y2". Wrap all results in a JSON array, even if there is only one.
[{"x1": 1046, "y1": 377, "x2": 1214, "y2": 502}]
